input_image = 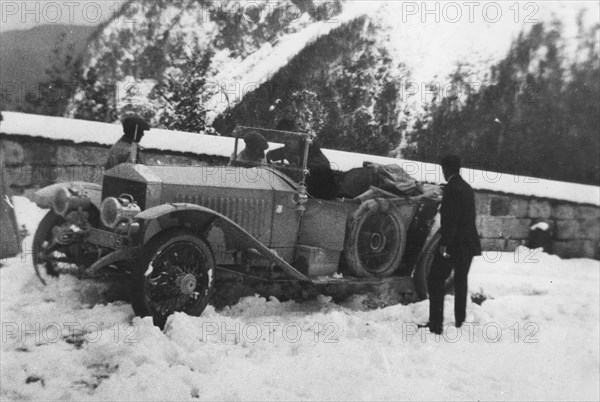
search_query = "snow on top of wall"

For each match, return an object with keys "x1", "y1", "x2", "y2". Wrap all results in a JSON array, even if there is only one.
[
  {"x1": 322, "y1": 149, "x2": 600, "y2": 207},
  {"x1": 1, "y1": 112, "x2": 599, "y2": 206},
  {"x1": 0, "y1": 112, "x2": 235, "y2": 158}
]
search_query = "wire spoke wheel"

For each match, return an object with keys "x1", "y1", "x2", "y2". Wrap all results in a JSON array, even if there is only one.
[
  {"x1": 32, "y1": 211, "x2": 78, "y2": 284},
  {"x1": 145, "y1": 242, "x2": 207, "y2": 313},
  {"x1": 132, "y1": 229, "x2": 215, "y2": 328}
]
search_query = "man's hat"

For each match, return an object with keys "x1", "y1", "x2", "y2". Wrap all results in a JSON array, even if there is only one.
[
  {"x1": 121, "y1": 114, "x2": 150, "y2": 132},
  {"x1": 441, "y1": 155, "x2": 461, "y2": 172},
  {"x1": 243, "y1": 131, "x2": 269, "y2": 151}
]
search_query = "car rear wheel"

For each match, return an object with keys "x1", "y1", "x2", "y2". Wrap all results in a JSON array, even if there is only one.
[
  {"x1": 413, "y1": 231, "x2": 454, "y2": 299},
  {"x1": 344, "y1": 198, "x2": 406, "y2": 278},
  {"x1": 131, "y1": 229, "x2": 215, "y2": 328}
]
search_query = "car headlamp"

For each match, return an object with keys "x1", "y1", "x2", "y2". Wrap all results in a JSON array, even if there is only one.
[
  {"x1": 100, "y1": 194, "x2": 141, "y2": 229},
  {"x1": 52, "y1": 186, "x2": 91, "y2": 217}
]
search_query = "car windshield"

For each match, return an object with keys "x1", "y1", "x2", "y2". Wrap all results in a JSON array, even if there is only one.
[{"x1": 231, "y1": 126, "x2": 314, "y2": 171}]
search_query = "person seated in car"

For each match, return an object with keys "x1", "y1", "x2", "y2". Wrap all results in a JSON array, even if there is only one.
[
  {"x1": 303, "y1": 140, "x2": 338, "y2": 200},
  {"x1": 105, "y1": 114, "x2": 150, "y2": 170},
  {"x1": 235, "y1": 131, "x2": 269, "y2": 164},
  {"x1": 266, "y1": 127, "x2": 337, "y2": 200}
]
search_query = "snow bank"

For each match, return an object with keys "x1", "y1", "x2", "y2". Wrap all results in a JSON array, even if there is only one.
[
  {"x1": 1, "y1": 111, "x2": 599, "y2": 206},
  {"x1": 1, "y1": 197, "x2": 598, "y2": 401}
]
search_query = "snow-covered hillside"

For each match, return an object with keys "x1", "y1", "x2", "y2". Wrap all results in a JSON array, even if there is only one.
[
  {"x1": 66, "y1": 0, "x2": 357, "y2": 124},
  {"x1": 1, "y1": 197, "x2": 599, "y2": 401},
  {"x1": 66, "y1": 0, "x2": 598, "y2": 127}
]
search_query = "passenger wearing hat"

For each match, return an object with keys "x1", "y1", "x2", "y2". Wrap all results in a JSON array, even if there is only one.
[
  {"x1": 235, "y1": 131, "x2": 269, "y2": 164},
  {"x1": 423, "y1": 155, "x2": 481, "y2": 334},
  {"x1": 266, "y1": 119, "x2": 337, "y2": 200},
  {"x1": 105, "y1": 115, "x2": 150, "y2": 170}
]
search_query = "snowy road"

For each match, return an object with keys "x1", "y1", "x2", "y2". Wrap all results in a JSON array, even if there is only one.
[{"x1": 1, "y1": 198, "x2": 599, "y2": 401}]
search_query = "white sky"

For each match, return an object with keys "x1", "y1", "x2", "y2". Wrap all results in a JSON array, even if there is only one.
[{"x1": 382, "y1": 0, "x2": 599, "y2": 83}]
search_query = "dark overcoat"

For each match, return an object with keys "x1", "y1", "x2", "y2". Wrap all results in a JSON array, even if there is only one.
[{"x1": 440, "y1": 174, "x2": 482, "y2": 259}]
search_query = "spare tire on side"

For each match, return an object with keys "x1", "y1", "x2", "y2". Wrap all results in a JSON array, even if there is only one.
[{"x1": 344, "y1": 198, "x2": 406, "y2": 278}]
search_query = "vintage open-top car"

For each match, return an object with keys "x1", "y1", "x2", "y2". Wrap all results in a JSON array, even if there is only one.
[{"x1": 31, "y1": 127, "x2": 443, "y2": 326}]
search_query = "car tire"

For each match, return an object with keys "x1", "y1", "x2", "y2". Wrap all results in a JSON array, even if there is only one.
[
  {"x1": 32, "y1": 206, "x2": 100, "y2": 285},
  {"x1": 344, "y1": 198, "x2": 406, "y2": 278},
  {"x1": 412, "y1": 231, "x2": 454, "y2": 300},
  {"x1": 32, "y1": 210, "x2": 65, "y2": 285},
  {"x1": 131, "y1": 229, "x2": 215, "y2": 328}
]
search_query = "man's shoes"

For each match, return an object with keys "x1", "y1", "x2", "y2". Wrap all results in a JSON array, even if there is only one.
[
  {"x1": 455, "y1": 321, "x2": 464, "y2": 328},
  {"x1": 418, "y1": 322, "x2": 443, "y2": 334},
  {"x1": 428, "y1": 324, "x2": 443, "y2": 335}
]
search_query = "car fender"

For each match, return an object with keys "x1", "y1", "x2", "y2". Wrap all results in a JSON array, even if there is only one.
[
  {"x1": 417, "y1": 213, "x2": 441, "y2": 262},
  {"x1": 426, "y1": 213, "x2": 441, "y2": 243},
  {"x1": 135, "y1": 203, "x2": 310, "y2": 282},
  {"x1": 32, "y1": 182, "x2": 102, "y2": 211}
]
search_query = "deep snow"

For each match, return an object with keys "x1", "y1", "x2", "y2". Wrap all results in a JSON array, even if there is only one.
[{"x1": 0, "y1": 197, "x2": 598, "y2": 401}]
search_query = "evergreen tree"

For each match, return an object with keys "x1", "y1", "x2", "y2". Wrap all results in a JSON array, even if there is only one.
[
  {"x1": 151, "y1": 44, "x2": 214, "y2": 133},
  {"x1": 216, "y1": 17, "x2": 408, "y2": 156},
  {"x1": 70, "y1": 66, "x2": 118, "y2": 123},
  {"x1": 405, "y1": 19, "x2": 599, "y2": 186},
  {"x1": 18, "y1": 32, "x2": 81, "y2": 117}
]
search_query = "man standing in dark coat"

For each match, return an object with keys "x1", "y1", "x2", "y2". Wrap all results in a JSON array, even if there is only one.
[
  {"x1": 105, "y1": 115, "x2": 150, "y2": 170},
  {"x1": 426, "y1": 155, "x2": 482, "y2": 334}
]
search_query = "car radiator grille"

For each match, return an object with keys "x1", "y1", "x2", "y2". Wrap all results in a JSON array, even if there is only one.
[{"x1": 175, "y1": 194, "x2": 266, "y2": 237}]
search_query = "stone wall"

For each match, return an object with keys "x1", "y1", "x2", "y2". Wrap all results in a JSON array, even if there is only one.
[
  {"x1": 475, "y1": 193, "x2": 599, "y2": 259},
  {"x1": 2, "y1": 133, "x2": 598, "y2": 260},
  {"x1": 0, "y1": 134, "x2": 228, "y2": 193}
]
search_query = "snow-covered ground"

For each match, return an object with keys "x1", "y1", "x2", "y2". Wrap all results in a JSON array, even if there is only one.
[{"x1": 1, "y1": 197, "x2": 599, "y2": 401}]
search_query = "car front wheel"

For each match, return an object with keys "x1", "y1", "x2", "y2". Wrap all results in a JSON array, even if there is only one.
[{"x1": 131, "y1": 229, "x2": 215, "y2": 328}]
